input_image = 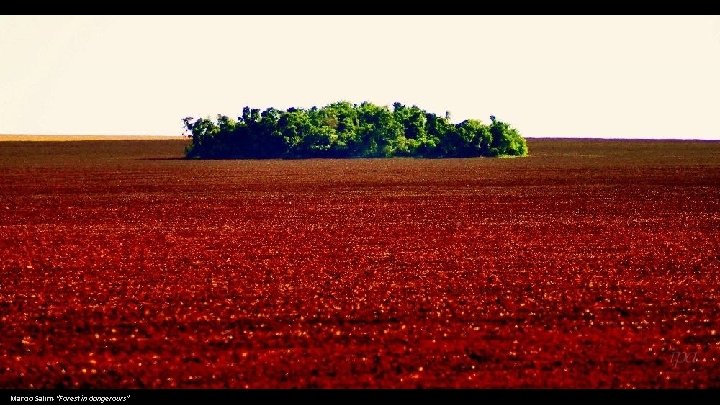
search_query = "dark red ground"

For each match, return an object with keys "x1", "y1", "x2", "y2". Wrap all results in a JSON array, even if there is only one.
[{"x1": 1, "y1": 139, "x2": 719, "y2": 388}]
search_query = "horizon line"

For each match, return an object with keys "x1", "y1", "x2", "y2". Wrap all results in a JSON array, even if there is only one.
[{"x1": 3, "y1": 133, "x2": 720, "y2": 140}]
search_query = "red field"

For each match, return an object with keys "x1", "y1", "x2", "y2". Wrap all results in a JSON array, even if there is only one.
[{"x1": 1, "y1": 138, "x2": 719, "y2": 388}]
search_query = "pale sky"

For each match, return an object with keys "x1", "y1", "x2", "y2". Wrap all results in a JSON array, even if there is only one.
[{"x1": 1, "y1": 15, "x2": 719, "y2": 139}]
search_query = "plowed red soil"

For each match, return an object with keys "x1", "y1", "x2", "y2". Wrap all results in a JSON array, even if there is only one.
[{"x1": 1, "y1": 139, "x2": 719, "y2": 388}]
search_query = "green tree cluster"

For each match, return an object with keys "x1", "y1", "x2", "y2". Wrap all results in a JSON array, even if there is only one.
[{"x1": 183, "y1": 102, "x2": 528, "y2": 158}]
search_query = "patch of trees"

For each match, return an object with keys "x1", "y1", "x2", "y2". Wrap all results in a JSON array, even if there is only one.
[{"x1": 183, "y1": 101, "x2": 528, "y2": 159}]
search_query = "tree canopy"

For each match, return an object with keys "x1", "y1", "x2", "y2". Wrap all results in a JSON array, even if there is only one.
[{"x1": 183, "y1": 102, "x2": 528, "y2": 159}]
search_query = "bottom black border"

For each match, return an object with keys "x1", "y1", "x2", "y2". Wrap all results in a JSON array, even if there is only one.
[{"x1": 1, "y1": 389, "x2": 716, "y2": 403}]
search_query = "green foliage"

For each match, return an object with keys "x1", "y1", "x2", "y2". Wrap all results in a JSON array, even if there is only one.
[{"x1": 183, "y1": 102, "x2": 528, "y2": 159}]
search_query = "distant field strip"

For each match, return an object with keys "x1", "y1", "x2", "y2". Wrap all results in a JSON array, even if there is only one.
[{"x1": 0, "y1": 135, "x2": 185, "y2": 142}]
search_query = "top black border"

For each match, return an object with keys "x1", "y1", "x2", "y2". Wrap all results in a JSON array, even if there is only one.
[{"x1": 3, "y1": 2, "x2": 720, "y2": 15}]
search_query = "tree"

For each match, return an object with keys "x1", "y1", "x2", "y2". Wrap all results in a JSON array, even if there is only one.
[
  {"x1": 183, "y1": 102, "x2": 528, "y2": 159},
  {"x1": 488, "y1": 116, "x2": 528, "y2": 156}
]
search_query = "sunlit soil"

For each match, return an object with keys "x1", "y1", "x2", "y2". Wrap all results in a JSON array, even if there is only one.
[{"x1": 1, "y1": 138, "x2": 719, "y2": 388}]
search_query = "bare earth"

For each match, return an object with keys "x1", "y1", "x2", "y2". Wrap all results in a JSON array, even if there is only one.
[{"x1": 1, "y1": 138, "x2": 719, "y2": 388}]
